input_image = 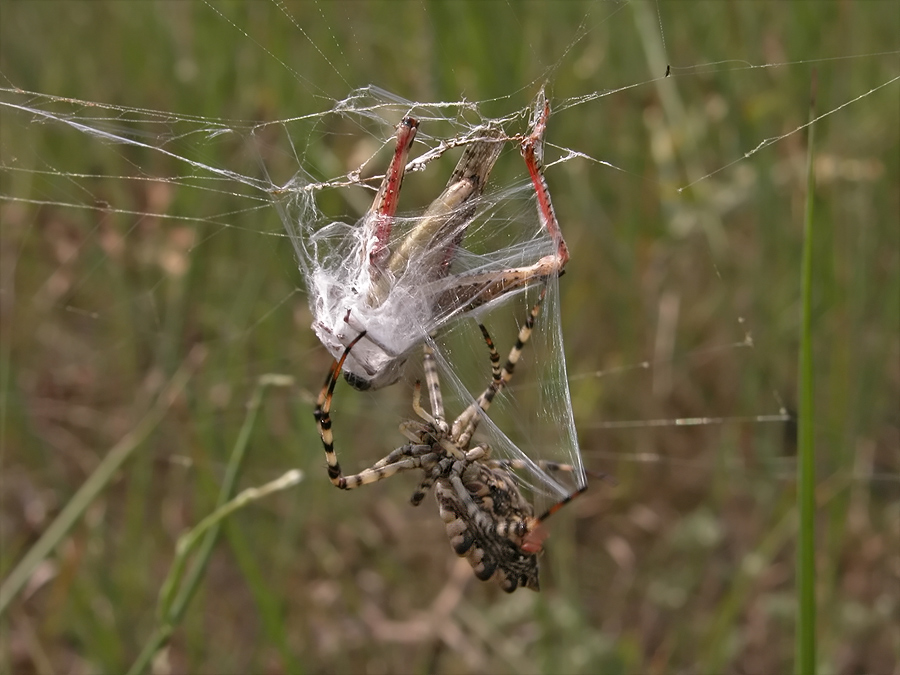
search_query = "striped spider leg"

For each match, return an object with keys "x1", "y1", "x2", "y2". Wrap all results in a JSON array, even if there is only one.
[
  {"x1": 314, "y1": 287, "x2": 587, "y2": 592},
  {"x1": 312, "y1": 88, "x2": 570, "y2": 393}
]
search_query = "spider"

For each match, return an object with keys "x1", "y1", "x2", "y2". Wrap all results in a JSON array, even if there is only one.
[
  {"x1": 310, "y1": 88, "x2": 569, "y2": 392},
  {"x1": 314, "y1": 287, "x2": 586, "y2": 592}
]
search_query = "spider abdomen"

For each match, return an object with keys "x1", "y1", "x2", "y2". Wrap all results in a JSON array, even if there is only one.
[{"x1": 434, "y1": 464, "x2": 541, "y2": 593}]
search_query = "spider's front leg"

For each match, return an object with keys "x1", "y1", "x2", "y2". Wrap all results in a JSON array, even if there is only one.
[
  {"x1": 340, "y1": 449, "x2": 438, "y2": 490},
  {"x1": 405, "y1": 349, "x2": 468, "y2": 505},
  {"x1": 315, "y1": 331, "x2": 429, "y2": 490},
  {"x1": 314, "y1": 346, "x2": 357, "y2": 489},
  {"x1": 452, "y1": 286, "x2": 547, "y2": 448}
]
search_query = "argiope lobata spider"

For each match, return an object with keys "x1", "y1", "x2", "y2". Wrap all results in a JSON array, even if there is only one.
[
  {"x1": 311, "y1": 88, "x2": 569, "y2": 392},
  {"x1": 314, "y1": 287, "x2": 587, "y2": 592}
]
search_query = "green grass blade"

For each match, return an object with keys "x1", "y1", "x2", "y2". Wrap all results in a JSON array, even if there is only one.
[
  {"x1": 796, "y1": 74, "x2": 818, "y2": 675},
  {"x1": 0, "y1": 348, "x2": 205, "y2": 617},
  {"x1": 128, "y1": 374, "x2": 298, "y2": 675}
]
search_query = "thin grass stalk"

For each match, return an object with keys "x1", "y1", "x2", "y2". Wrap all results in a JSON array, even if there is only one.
[
  {"x1": 796, "y1": 74, "x2": 818, "y2": 675},
  {"x1": 128, "y1": 374, "x2": 297, "y2": 675},
  {"x1": 0, "y1": 348, "x2": 205, "y2": 617}
]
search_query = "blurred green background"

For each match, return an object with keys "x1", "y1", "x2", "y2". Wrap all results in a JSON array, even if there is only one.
[{"x1": 1, "y1": 1, "x2": 897, "y2": 673}]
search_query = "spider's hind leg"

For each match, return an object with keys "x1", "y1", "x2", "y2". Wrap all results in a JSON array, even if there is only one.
[{"x1": 452, "y1": 287, "x2": 548, "y2": 447}]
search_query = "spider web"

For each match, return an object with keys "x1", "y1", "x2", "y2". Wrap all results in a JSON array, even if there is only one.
[
  {"x1": 2, "y1": 0, "x2": 897, "y2": 580},
  {"x1": 269, "y1": 86, "x2": 588, "y2": 504}
]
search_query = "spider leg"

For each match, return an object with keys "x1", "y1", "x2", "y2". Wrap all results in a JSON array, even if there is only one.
[
  {"x1": 409, "y1": 473, "x2": 437, "y2": 506},
  {"x1": 409, "y1": 455, "x2": 453, "y2": 506},
  {"x1": 315, "y1": 331, "x2": 372, "y2": 489},
  {"x1": 519, "y1": 485, "x2": 590, "y2": 554},
  {"x1": 422, "y1": 345, "x2": 447, "y2": 429},
  {"x1": 316, "y1": 330, "x2": 432, "y2": 490},
  {"x1": 478, "y1": 324, "x2": 502, "y2": 386},
  {"x1": 398, "y1": 418, "x2": 431, "y2": 445},
  {"x1": 337, "y1": 450, "x2": 442, "y2": 490},
  {"x1": 315, "y1": 329, "x2": 446, "y2": 490},
  {"x1": 452, "y1": 286, "x2": 547, "y2": 447},
  {"x1": 372, "y1": 443, "x2": 432, "y2": 470},
  {"x1": 410, "y1": 379, "x2": 439, "y2": 428},
  {"x1": 413, "y1": 345, "x2": 466, "y2": 460}
]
